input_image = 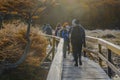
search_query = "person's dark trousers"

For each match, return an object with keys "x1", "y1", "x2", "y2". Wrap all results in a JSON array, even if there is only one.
[
  {"x1": 67, "y1": 42, "x2": 70, "y2": 54},
  {"x1": 63, "y1": 40, "x2": 68, "y2": 58},
  {"x1": 72, "y1": 44, "x2": 82, "y2": 66}
]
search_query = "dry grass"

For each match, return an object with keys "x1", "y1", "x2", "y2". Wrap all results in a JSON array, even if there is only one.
[
  {"x1": 86, "y1": 29, "x2": 120, "y2": 45},
  {"x1": 0, "y1": 22, "x2": 48, "y2": 80},
  {"x1": 0, "y1": 23, "x2": 48, "y2": 63}
]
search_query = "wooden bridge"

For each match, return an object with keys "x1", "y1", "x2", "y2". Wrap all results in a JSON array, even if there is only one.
[{"x1": 44, "y1": 35, "x2": 120, "y2": 80}]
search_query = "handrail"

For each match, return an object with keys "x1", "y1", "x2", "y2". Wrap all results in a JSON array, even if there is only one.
[
  {"x1": 45, "y1": 35, "x2": 120, "y2": 79},
  {"x1": 40, "y1": 34, "x2": 64, "y2": 80},
  {"x1": 47, "y1": 38, "x2": 64, "y2": 80},
  {"x1": 86, "y1": 36, "x2": 120, "y2": 55},
  {"x1": 84, "y1": 36, "x2": 120, "y2": 78},
  {"x1": 42, "y1": 34, "x2": 60, "y2": 41},
  {"x1": 98, "y1": 38, "x2": 120, "y2": 56}
]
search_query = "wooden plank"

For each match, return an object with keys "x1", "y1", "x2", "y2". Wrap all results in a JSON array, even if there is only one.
[
  {"x1": 47, "y1": 38, "x2": 64, "y2": 80},
  {"x1": 86, "y1": 36, "x2": 98, "y2": 43},
  {"x1": 62, "y1": 54, "x2": 110, "y2": 80},
  {"x1": 40, "y1": 47, "x2": 53, "y2": 66},
  {"x1": 52, "y1": 37, "x2": 55, "y2": 60},
  {"x1": 98, "y1": 44, "x2": 102, "y2": 67},
  {"x1": 98, "y1": 38, "x2": 120, "y2": 56},
  {"x1": 86, "y1": 36, "x2": 120, "y2": 56},
  {"x1": 98, "y1": 52, "x2": 120, "y2": 77},
  {"x1": 42, "y1": 34, "x2": 60, "y2": 41}
]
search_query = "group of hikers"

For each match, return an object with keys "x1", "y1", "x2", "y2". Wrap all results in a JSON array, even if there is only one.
[{"x1": 42, "y1": 19, "x2": 86, "y2": 67}]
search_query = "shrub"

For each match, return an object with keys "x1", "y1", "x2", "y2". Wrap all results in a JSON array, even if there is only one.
[{"x1": 101, "y1": 34, "x2": 116, "y2": 38}]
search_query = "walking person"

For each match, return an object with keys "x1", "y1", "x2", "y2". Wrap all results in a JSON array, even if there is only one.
[
  {"x1": 64, "y1": 22, "x2": 71, "y2": 54},
  {"x1": 43, "y1": 24, "x2": 52, "y2": 35},
  {"x1": 54, "y1": 23, "x2": 62, "y2": 47},
  {"x1": 70, "y1": 19, "x2": 86, "y2": 67},
  {"x1": 59, "y1": 23, "x2": 69, "y2": 58},
  {"x1": 55, "y1": 23, "x2": 62, "y2": 36},
  {"x1": 43, "y1": 24, "x2": 53, "y2": 46}
]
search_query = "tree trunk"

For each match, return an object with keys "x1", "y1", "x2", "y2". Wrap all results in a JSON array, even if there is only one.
[
  {"x1": 0, "y1": 16, "x2": 3, "y2": 29},
  {"x1": 4, "y1": 13, "x2": 32, "y2": 69}
]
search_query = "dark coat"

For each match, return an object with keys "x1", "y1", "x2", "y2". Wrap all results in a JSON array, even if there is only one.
[
  {"x1": 70, "y1": 25, "x2": 86, "y2": 47},
  {"x1": 43, "y1": 25, "x2": 52, "y2": 35}
]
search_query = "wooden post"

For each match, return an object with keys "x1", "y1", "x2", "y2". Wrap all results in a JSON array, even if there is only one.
[
  {"x1": 98, "y1": 44, "x2": 102, "y2": 67},
  {"x1": 108, "y1": 49, "x2": 112, "y2": 78},
  {"x1": 83, "y1": 40, "x2": 87, "y2": 57},
  {"x1": 52, "y1": 37, "x2": 55, "y2": 60},
  {"x1": 55, "y1": 39, "x2": 59, "y2": 48},
  {"x1": 0, "y1": 16, "x2": 3, "y2": 29}
]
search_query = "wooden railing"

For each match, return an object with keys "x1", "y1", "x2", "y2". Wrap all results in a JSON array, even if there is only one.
[
  {"x1": 84, "y1": 36, "x2": 120, "y2": 78},
  {"x1": 44, "y1": 35, "x2": 120, "y2": 79},
  {"x1": 47, "y1": 38, "x2": 64, "y2": 80},
  {"x1": 42, "y1": 35, "x2": 64, "y2": 80},
  {"x1": 42, "y1": 35, "x2": 61, "y2": 61}
]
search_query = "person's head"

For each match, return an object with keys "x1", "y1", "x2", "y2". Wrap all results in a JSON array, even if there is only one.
[
  {"x1": 64, "y1": 22, "x2": 69, "y2": 26},
  {"x1": 62, "y1": 23, "x2": 67, "y2": 29},
  {"x1": 63, "y1": 22, "x2": 69, "y2": 28},
  {"x1": 56, "y1": 23, "x2": 61, "y2": 28},
  {"x1": 46, "y1": 24, "x2": 50, "y2": 26},
  {"x1": 72, "y1": 19, "x2": 80, "y2": 26}
]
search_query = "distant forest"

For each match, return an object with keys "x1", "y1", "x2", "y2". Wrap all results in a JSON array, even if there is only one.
[
  {"x1": 42, "y1": 0, "x2": 120, "y2": 29},
  {"x1": 0, "y1": 0, "x2": 120, "y2": 29}
]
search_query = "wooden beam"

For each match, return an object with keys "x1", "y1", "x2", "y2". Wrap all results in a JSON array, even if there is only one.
[
  {"x1": 86, "y1": 36, "x2": 120, "y2": 56},
  {"x1": 98, "y1": 39, "x2": 120, "y2": 56},
  {"x1": 40, "y1": 47, "x2": 53, "y2": 66},
  {"x1": 47, "y1": 38, "x2": 64, "y2": 80},
  {"x1": 86, "y1": 36, "x2": 98, "y2": 43}
]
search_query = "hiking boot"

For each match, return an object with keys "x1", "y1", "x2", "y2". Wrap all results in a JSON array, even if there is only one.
[
  {"x1": 68, "y1": 51, "x2": 70, "y2": 55},
  {"x1": 64, "y1": 56, "x2": 66, "y2": 58},
  {"x1": 79, "y1": 61, "x2": 82, "y2": 65},
  {"x1": 74, "y1": 63, "x2": 78, "y2": 67}
]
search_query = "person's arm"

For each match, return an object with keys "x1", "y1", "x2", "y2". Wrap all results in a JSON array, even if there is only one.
[
  {"x1": 42, "y1": 26, "x2": 46, "y2": 32},
  {"x1": 81, "y1": 27, "x2": 86, "y2": 47}
]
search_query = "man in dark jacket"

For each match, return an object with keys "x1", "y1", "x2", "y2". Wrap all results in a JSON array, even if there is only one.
[
  {"x1": 43, "y1": 24, "x2": 52, "y2": 45},
  {"x1": 43, "y1": 24, "x2": 52, "y2": 35},
  {"x1": 70, "y1": 19, "x2": 86, "y2": 67}
]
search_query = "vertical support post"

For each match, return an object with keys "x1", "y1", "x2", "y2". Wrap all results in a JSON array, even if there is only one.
[
  {"x1": 108, "y1": 49, "x2": 112, "y2": 78},
  {"x1": 52, "y1": 37, "x2": 55, "y2": 60},
  {"x1": 55, "y1": 39, "x2": 58, "y2": 48},
  {"x1": 83, "y1": 40, "x2": 87, "y2": 57},
  {"x1": 0, "y1": 15, "x2": 3, "y2": 29},
  {"x1": 98, "y1": 44, "x2": 102, "y2": 67}
]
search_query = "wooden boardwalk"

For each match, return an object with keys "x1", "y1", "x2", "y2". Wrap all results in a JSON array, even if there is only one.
[
  {"x1": 46, "y1": 36, "x2": 120, "y2": 80},
  {"x1": 62, "y1": 54, "x2": 111, "y2": 80}
]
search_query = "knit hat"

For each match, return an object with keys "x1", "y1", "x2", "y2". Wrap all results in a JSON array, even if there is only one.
[
  {"x1": 62, "y1": 22, "x2": 67, "y2": 28},
  {"x1": 72, "y1": 19, "x2": 79, "y2": 26}
]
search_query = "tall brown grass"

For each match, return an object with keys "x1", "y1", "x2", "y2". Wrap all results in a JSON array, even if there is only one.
[
  {"x1": 0, "y1": 23, "x2": 48, "y2": 66},
  {"x1": 0, "y1": 23, "x2": 48, "y2": 80},
  {"x1": 86, "y1": 29, "x2": 120, "y2": 45}
]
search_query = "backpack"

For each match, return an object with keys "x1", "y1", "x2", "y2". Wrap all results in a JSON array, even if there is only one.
[
  {"x1": 44, "y1": 26, "x2": 52, "y2": 35},
  {"x1": 60, "y1": 29, "x2": 69, "y2": 41}
]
